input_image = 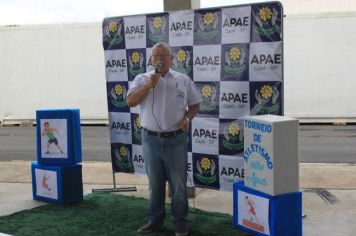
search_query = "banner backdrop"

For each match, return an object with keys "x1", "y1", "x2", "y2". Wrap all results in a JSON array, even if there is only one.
[{"x1": 103, "y1": 2, "x2": 283, "y2": 191}]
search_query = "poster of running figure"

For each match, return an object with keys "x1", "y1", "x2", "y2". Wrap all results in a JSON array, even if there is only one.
[
  {"x1": 40, "y1": 119, "x2": 68, "y2": 158},
  {"x1": 35, "y1": 168, "x2": 58, "y2": 200},
  {"x1": 237, "y1": 190, "x2": 270, "y2": 235}
]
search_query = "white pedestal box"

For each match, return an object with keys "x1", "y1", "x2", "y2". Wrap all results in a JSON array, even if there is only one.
[{"x1": 243, "y1": 115, "x2": 299, "y2": 196}]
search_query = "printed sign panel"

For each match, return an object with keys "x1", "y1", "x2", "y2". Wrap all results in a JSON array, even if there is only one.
[
  {"x1": 219, "y1": 155, "x2": 244, "y2": 191},
  {"x1": 192, "y1": 117, "x2": 219, "y2": 155},
  {"x1": 193, "y1": 45, "x2": 221, "y2": 82},
  {"x1": 221, "y1": 43, "x2": 249, "y2": 81},
  {"x1": 105, "y1": 49, "x2": 129, "y2": 82},
  {"x1": 194, "y1": 9, "x2": 222, "y2": 45},
  {"x1": 219, "y1": 119, "x2": 244, "y2": 155},
  {"x1": 109, "y1": 112, "x2": 132, "y2": 144},
  {"x1": 124, "y1": 15, "x2": 147, "y2": 49},
  {"x1": 193, "y1": 153, "x2": 220, "y2": 189},
  {"x1": 40, "y1": 119, "x2": 68, "y2": 158},
  {"x1": 238, "y1": 190, "x2": 270, "y2": 235},
  {"x1": 111, "y1": 143, "x2": 134, "y2": 173},
  {"x1": 103, "y1": 17, "x2": 126, "y2": 50},
  {"x1": 103, "y1": 2, "x2": 284, "y2": 191},
  {"x1": 187, "y1": 153, "x2": 194, "y2": 187},
  {"x1": 132, "y1": 144, "x2": 146, "y2": 175},
  {"x1": 249, "y1": 42, "x2": 282, "y2": 82},
  {"x1": 219, "y1": 81, "x2": 250, "y2": 119},
  {"x1": 107, "y1": 81, "x2": 130, "y2": 112},
  {"x1": 169, "y1": 10, "x2": 194, "y2": 46},
  {"x1": 221, "y1": 6, "x2": 251, "y2": 44},
  {"x1": 35, "y1": 169, "x2": 58, "y2": 200},
  {"x1": 251, "y1": 3, "x2": 282, "y2": 43},
  {"x1": 146, "y1": 13, "x2": 169, "y2": 47}
]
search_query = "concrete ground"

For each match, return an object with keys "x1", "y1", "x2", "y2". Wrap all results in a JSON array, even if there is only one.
[{"x1": 0, "y1": 161, "x2": 356, "y2": 235}]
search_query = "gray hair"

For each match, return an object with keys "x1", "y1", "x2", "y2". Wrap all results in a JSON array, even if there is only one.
[{"x1": 152, "y1": 42, "x2": 171, "y2": 55}]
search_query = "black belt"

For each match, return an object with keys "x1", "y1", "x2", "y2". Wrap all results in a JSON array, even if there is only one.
[{"x1": 143, "y1": 128, "x2": 184, "y2": 138}]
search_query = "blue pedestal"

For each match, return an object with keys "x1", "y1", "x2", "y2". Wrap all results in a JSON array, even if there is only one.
[
  {"x1": 31, "y1": 162, "x2": 83, "y2": 204},
  {"x1": 36, "y1": 109, "x2": 82, "y2": 165},
  {"x1": 233, "y1": 181, "x2": 302, "y2": 236}
]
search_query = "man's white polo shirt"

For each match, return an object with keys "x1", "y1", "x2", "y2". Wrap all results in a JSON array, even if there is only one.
[{"x1": 127, "y1": 69, "x2": 201, "y2": 132}]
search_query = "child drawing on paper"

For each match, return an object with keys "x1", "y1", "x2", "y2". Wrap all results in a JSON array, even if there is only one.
[
  {"x1": 42, "y1": 122, "x2": 64, "y2": 154},
  {"x1": 244, "y1": 196, "x2": 260, "y2": 224},
  {"x1": 42, "y1": 174, "x2": 51, "y2": 191}
]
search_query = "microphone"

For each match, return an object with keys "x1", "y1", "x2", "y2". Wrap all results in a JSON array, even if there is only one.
[
  {"x1": 154, "y1": 61, "x2": 161, "y2": 74},
  {"x1": 152, "y1": 61, "x2": 161, "y2": 89}
]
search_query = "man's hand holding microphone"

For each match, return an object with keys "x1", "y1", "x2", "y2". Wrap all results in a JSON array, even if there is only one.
[{"x1": 147, "y1": 61, "x2": 161, "y2": 89}]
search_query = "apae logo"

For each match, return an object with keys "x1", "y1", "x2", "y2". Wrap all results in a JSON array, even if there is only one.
[
  {"x1": 113, "y1": 145, "x2": 133, "y2": 171},
  {"x1": 110, "y1": 84, "x2": 127, "y2": 109},
  {"x1": 193, "y1": 127, "x2": 218, "y2": 143},
  {"x1": 195, "y1": 157, "x2": 218, "y2": 185},
  {"x1": 133, "y1": 153, "x2": 144, "y2": 163},
  {"x1": 170, "y1": 20, "x2": 193, "y2": 31},
  {"x1": 106, "y1": 58, "x2": 126, "y2": 73},
  {"x1": 170, "y1": 20, "x2": 193, "y2": 38},
  {"x1": 194, "y1": 55, "x2": 220, "y2": 67},
  {"x1": 221, "y1": 91, "x2": 248, "y2": 109},
  {"x1": 128, "y1": 51, "x2": 145, "y2": 77},
  {"x1": 251, "y1": 53, "x2": 281, "y2": 65},
  {"x1": 103, "y1": 20, "x2": 124, "y2": 48},
  {"x1": 254, "y1": 85, "x2": 280, "y2": 114},
  {"x1": 111, "y1": 120, "x2": 130, "y2": 136},
  {"x1": 223, "y1": 47, "x2": 247, "y2": 77},
  {"x1": 197, "y1": 12, "x2": 219, "y2": 39},
  {"x1": 255, "y1": 6, "x2": 279, "y2": 38},
  {"x1": 133, "y1": 116, "x2": 142, "y2": 142},
  {"x1": 125, "y1": 24, "x2": 145, "y2": 40},
  {"x1": 223, "y1": 16, "x2": 249, "y2": 28},
  {"x1": 222, "y1": 122, "x2": 244, "y2": 153},
  {"x1": 199, "y1": 84, "x2": 218, "y2": 113},
  {"x1": 220, "y1": 166, "x2": 244, "y2": 181},
  {"x1": 133, "y1": 153, "x2": 144, "y2": 169},
  {"x1": 172, "y1": 49, "x2": 192, "y2": 75},
  {"x1": 148, "y1": 16, "x2": 167, "y2": 43}
]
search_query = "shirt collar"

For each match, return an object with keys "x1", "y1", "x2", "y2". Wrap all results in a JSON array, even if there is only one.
[
  {"x1": 148, "y1": 68, "x2": 174, "y2": 78},
  {"x1": 157, "y1": 68, "x2": 174, "y2": 79}
]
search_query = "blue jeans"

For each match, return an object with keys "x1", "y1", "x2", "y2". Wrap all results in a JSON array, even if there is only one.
[{"x1": 142, "y1": 129, "x2": 188, "y2": 227}]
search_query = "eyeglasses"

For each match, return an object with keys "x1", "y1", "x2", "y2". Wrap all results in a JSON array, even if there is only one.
[{"x1": 151, "y1": 54, "x2": 170, "y2": 58}]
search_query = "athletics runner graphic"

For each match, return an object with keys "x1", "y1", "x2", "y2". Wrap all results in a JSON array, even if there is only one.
[
  {"x1": 244, "y1": 196, "x2": 261, "y2": 224},
  {"x1": 42, "y1": 174, "x2": 51, "y2": 191},
  {"x1": 41, "y1": 122, "x2": 64, "y2": 155}
]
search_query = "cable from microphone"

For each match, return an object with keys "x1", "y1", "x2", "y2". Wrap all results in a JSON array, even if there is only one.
[{"x1": 152, "y1": 61, "x2": 162, "y2": 130}]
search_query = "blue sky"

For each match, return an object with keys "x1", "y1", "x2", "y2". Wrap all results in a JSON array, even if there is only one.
[{"x1": 0, "y1": 0, "x2": 261, "y2": 25}]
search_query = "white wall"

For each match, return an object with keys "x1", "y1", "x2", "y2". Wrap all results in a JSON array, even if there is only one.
[
  {"x1": 0, "y1": 24, "x2": 108, "y2": 124},
  {"x1": 284, "y1": 13, "x2": 356, "y2": 122},
  {"x1": 1, "y1": 9, "x2": 356, "y2": 124},
  {"x1": 280, "y1": 0, "x2": 356, "y2": 15},
  {"x1": 201, "y1": 0, "x2": 356, "y2": 15}
]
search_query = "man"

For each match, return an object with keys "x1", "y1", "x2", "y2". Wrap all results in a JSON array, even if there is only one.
[{"x1": 127, "y1": 42, "x2": 201, "y2": 236}]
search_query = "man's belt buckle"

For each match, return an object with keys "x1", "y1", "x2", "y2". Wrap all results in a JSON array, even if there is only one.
[{"x1": 158, "y1": 130, "x2": 176, "y2": 138}]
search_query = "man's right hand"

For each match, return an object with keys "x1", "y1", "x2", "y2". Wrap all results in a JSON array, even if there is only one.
[
  {"x1": 127, "y1": 73, "x2": 160, "y2": 107},
  {"x1": 148, "y1": 73, "x2": 160, "y2": 88}
]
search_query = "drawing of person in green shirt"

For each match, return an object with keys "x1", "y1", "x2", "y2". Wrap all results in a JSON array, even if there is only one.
[{"x1": 41, "y1": 122, "x2": 64, "y2": 154}]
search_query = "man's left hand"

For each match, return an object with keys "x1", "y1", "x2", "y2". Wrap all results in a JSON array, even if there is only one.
[{"x1": 179, "y1": 117, "x2": 190, "y2": 132}]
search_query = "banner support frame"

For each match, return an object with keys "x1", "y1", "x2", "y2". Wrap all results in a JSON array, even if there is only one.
[{"x1": 92, "y1": 171, "x2": 137, "y2": 193}]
